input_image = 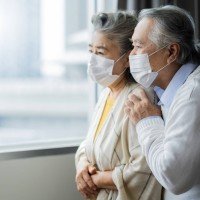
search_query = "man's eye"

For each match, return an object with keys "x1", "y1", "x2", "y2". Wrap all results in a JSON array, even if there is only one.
[
  {"x1": 134, "y1": 45, "x2": 141, "y2": 49},
  {"x1": 88, "y1": 49, "x2": 92, "y2": 53},
  {"x1": 97, "y1": 52, "x2": 104, "y2": 55}
]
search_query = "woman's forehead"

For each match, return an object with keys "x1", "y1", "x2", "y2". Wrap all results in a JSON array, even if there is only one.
[{"x1": 90, "y1": 31, "x2": 117, "y2": 48}]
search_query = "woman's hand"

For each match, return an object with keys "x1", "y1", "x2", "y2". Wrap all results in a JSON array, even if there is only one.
[
  {"x1": 76, "y1": 164, "x2": 98, "y2": 199},
  {"x1": 91, "y1": 171, "x2": 117, "y2": 190}
]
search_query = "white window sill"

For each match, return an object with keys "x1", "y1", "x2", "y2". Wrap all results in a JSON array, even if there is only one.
[{"x1": 0, "y1": 128, "x2": 84, "y2": 153}]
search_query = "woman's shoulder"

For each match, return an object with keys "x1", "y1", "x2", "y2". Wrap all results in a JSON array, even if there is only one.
[
  {"x1": 98, "y1": 87, "x2": 110, "y2": 99},
  {"x1": 95, "y1": 87, "x2": 110, "y2": 106},
  {"x1": 126, "y1": 83, "x2": 156, "y2": 103}
]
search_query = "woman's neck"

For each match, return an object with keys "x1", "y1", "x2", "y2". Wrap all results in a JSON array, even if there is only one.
[{"x1": 109, "y1": 77, "x2": 127, "y2": 99}]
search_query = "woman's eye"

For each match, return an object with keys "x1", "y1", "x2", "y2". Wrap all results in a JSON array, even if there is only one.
[
  {"x1": 88, "y1": 49, "x2": 92, "y2": 53},
  {"x1": 97, "y1": 52, "x2": 104, "y2": 55}
]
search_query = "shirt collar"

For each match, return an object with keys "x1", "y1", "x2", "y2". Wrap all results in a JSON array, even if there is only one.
[
  {"x1": 154, "y1": 86, "x2": 164, "y2": 101},
  {"x1": 154, "y1": 63, "x2": 197, "y2": 108}
]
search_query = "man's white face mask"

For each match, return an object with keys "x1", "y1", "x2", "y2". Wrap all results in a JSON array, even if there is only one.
[
  {"x1": 129, "y1": 45, "x2": 174, "y2": 88},
  {"x1": 87, "y1": 53, "x2": 126, "y2": 87}
]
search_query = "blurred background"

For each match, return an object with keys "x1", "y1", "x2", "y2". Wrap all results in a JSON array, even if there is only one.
[
  {"x1": 0, "y1": 0, "x2": 90, "y2": 146},
  {"x1": 0, "y1": 0, "x2": 199, "y2": 200}
]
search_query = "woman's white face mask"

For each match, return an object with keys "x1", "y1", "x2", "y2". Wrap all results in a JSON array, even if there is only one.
[
  {"x1": 129, "y1": 45, "x2": 174, "y2": 88},
  {"x1": 87, "y1": 53, "x2": 126, "y2": 87}
]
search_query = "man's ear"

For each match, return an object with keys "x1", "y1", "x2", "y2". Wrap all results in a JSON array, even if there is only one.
[{"x1": 167, "y1": 43, "x2": 180, "y2": 64}]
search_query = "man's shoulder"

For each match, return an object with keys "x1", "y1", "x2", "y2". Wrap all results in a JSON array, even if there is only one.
[
  {"x1": 189, "y1": 64, "x2": 200, "y2": 78},
  {"x1": 185, "y1": 64, "x2": 200, "y2": 88},
  {"x1": 176, "y1": 65, "x2": 200, "y2": 101}
]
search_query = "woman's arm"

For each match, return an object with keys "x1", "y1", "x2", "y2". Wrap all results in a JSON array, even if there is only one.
[
  {"x1": 111, "y1": 117, "x2": 161, "y2": 199},
  {"x1": 75, "y1": 140, "x2": 98, "y2": 198},
  {"x1": 91, "y1": 170, "x2": 117, "y2": 190}
]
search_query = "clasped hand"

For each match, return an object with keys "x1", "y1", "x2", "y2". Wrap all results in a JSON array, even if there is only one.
[{"x1": 76, "y1": 163, "x2": 99, "y2": 199}]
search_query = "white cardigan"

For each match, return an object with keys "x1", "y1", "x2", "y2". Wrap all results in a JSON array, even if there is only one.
[
  {"x1": 75, "y1": 83, "x2": 161, "y2": 200},
  {"x1": 136, "y1": 65, "x2": 200, "y2": 200}
]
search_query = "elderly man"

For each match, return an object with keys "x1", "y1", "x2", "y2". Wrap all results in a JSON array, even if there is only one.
[{"x1": 125, "y1": 5, "x2": 200, "y2": 200}]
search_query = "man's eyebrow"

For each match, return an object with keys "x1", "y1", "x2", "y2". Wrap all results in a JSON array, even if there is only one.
[
  {"x1": 129, "y1": 38, "x2": 144, "y2": 46},
  {"x1": 132, "y1": 39, "x2": 143, "y2": 44}
]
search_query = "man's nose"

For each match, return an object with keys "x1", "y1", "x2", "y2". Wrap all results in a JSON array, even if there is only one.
[{"x1": 130, "y1": 48, "x2": 137, "y2": 55}]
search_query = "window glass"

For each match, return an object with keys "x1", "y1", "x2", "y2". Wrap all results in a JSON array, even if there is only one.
[{"x1": 0, "y1": 0, "x2": 90, "y2": 144}]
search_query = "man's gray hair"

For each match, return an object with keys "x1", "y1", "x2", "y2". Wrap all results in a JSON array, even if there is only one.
[
  {"x1": 139, "y1": 5, "x2": 200, "y2": 64},
  {"x1": 92, "y1": 11, "x2": 137, "y2": 55}
]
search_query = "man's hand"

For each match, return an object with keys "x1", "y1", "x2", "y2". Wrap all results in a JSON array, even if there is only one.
[
  {"x1": 124, "y1": 89, "x2": 161, "y2": 124},
  {"x1": 75, "y1": 164, "x2": 98, "y2": 199}
]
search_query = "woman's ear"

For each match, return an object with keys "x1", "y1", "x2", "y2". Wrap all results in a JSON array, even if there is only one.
[
  {"x1": 167, "y1": 43, "x2": 180, "y2": 64},
  {"x1": 124, "y1": 50, "x2": 131, "y2": 68}
]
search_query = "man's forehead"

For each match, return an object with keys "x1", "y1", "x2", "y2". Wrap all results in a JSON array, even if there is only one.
[{"x1": 132, "y1": 18, "x2": 155, "y2": 43}]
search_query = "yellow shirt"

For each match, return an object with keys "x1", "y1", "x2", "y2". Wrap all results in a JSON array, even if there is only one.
[{"x1": 94, "y1": 95, "x2": 115, "y2": 140}]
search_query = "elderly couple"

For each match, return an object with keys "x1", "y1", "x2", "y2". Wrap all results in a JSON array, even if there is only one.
[{"x1": 75, "y1": 5, "x2": 200, "y2": 200}]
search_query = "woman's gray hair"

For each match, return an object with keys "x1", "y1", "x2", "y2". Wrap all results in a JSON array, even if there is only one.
[
  {"x1": 92, "y1": 11, "x2": 137, "y2": 55},
  {"x1": 92, "y1": 11, "x2": 137, "y2": 83},
  {"x1": 139, "y1": 5, "x2": 200, "y2": 64}
]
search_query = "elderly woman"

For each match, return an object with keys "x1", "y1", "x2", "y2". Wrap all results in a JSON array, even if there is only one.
[{"x1": 75, "y1": 11, "x2": 161, "y2": 200}]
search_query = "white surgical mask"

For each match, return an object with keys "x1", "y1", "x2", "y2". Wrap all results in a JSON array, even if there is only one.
[
  {"x1": 87, "y1": 53, "x2": 126, "y2": 87},
  {"x1": 129, "y1": 45, "x2": 171, "y2": 88}
]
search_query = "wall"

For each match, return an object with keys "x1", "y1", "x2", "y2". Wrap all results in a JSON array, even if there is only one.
[{"x1": 0, "y1": 148, "x2": 82, "y2": 200}]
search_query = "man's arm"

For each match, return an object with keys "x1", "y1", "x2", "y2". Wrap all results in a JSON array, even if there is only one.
[{"x1": 125, "y1": 88, "x2": 200, "y2": 194}]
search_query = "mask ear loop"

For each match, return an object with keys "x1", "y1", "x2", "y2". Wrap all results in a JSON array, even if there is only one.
[
  {"x1": 149, "y1": 44, "x2": 169, "y2": 57},
  {"x1": 114, "y1": 52, "x2": 127, "y2": 63},
  {"x1": 113, "y1": 52, "x2": 129, "y2": 75},
  {"x1": 157, "y1": 58, "x2": 177, "y2": 73},
  {"x1": 148, "y1": 44, "x2": 176, "y2": 73}
]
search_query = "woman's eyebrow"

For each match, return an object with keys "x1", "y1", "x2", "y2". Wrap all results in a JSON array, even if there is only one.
[
  {"x1": 96, "y1": 46, "x2": 108, "y2": 50},
  {"x1": 88, "y1": 44, "x2": 108, "y2": 51}
]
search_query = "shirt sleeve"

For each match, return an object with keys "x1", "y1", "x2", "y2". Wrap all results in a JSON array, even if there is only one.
[
  {"x1": 136, "y1": 81, "x2": 200, "y2": 195},
  {"x1": 75, "y1": 138, "x2": 90, "y2": 170}
]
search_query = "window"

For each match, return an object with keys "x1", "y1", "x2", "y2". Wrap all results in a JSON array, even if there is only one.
[
  {"x1": 0, "y1": 0, "x2": 93, "y2": 152},
  {"x1": 0, "y1": 0, "x2": 118, "y2": 152}
]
